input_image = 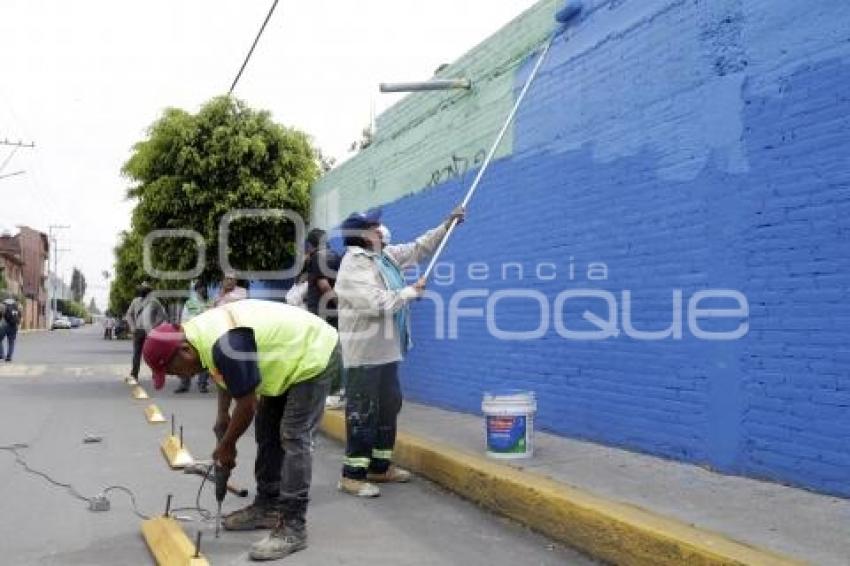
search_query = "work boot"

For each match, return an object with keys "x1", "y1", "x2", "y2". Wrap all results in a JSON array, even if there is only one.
[
  {"x1": 324, "y1": 392, "x2": 345, "y2": 410},
  {"x1": 223, "y1": 502, "x2": 280, "y2": 531},
  {"x1": 367, "y1": 465, "x2": 412, "y2": 483},
  {"x1": 249, "y1": 522, "x2": 307, "y2": 561},
  {"x1": 337, "y1": 477, "x2": 380, "y2": 497}
]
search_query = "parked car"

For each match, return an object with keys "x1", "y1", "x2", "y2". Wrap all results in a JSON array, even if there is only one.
[
  {"x1": 52, "y1": 318, "x2": 71, "y2": 330},
  {"x1": 68, "y1": 317, "x2": 83, "y2": 328}
]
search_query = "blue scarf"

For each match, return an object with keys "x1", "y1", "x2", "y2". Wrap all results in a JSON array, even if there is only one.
[{"x1": 377, "y1": 253, "x2": 410, "y2": 355}]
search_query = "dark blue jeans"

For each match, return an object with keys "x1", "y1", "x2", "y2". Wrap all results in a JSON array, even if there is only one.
[
  {"x1": 253, "y1": 345, "x2": 338, "y2": 524},
  {"x1": 0, "y1": 324, "x2": 17, "y2": 360},
  {"x1": 130, "y1": 329, "x2": 146, "y2": 378}
]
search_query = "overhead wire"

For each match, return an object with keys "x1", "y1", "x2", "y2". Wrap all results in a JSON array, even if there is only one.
[{"x1": 228, "y1": 0, "x2": 280, "y2": 95}]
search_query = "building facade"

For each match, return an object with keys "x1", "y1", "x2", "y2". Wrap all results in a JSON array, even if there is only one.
[
  {"x1": 310, "y1": 0, "x2": 850, "y2": 497},
  {"x1": 0, "y1": 226, "x2": 49, "y2": 329}
]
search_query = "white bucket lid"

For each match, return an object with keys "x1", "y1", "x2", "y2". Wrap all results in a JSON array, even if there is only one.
[
  {"x1": 482, "y1": 391, "x2": 537, "y2": 413},
  {"x1": 483, "y1": 390, "x2": 535, "y2": 403}
]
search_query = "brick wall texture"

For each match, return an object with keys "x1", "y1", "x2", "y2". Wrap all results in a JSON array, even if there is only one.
[{"x1": 310, "y1": 0, "x2": 850, "y2": 496}]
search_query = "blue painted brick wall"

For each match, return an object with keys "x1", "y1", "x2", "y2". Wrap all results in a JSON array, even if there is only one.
[{"x1": 322, "y1": 0, "x2": 850, "y2": 496}]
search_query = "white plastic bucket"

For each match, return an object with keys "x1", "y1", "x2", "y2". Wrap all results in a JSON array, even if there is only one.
[{"x1": 481, "y1": 391, "x2": 536, "y2": 459}]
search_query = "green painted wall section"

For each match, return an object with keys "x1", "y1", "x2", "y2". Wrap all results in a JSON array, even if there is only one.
[{"x1": 310, "y1": 0, "x2": 559, "y2": 228}]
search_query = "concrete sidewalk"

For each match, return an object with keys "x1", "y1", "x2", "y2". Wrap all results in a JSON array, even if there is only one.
[{"x1": 321, "y1": 402, "x2": 850, "y2": 565}]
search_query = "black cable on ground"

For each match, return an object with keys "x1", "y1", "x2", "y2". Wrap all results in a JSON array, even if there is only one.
[
  {"x1": 170, "y1": 463, "x2": 216, "y2": 522},
  {"x1": 0, "y1": 443, "x2": 90, "y2": 504},
  {"x1": 0, "y1": 443, "x2": 217, "y2": 523},
  {"x1": 0, "y1": 443, "x2": 222, "y2": 521}
]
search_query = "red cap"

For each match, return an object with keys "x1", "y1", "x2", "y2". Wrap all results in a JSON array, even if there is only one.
[{"x1": 142, "y1": 323, "x2": 184, "y2": 390}]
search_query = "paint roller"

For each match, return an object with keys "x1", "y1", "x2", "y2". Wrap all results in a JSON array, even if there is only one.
[{"x1": 422, "y1": 1, "x2": 584, "y2": 281}]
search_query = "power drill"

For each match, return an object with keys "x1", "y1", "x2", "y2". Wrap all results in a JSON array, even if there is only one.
[{"x1": 214, "y1": 461, "x2": 231, "y2": 537}]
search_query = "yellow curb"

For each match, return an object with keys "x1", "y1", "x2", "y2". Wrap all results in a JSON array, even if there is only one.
[
  {"x1": 131, "y1": 385, "x2": 149, "y2": 399},
  {"x1": 161, "y1": 435, "x2": 194, "y2": 469},
  {"x1": 141, "y1": 516, "x2": 209, "y2": 566},
  {"x1": 145, "y1": 404, "x2": 167, "y2": 423},
  {"x1": 320, "y1": 411, "x2": 804, "y2": 566}
]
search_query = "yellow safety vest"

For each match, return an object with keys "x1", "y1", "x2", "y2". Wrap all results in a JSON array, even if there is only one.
[{"x1": 182, "y1": 299, "x2": 338, "y2": 397}]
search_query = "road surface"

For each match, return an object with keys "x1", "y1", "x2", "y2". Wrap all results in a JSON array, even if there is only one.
[{"x1": 0, "y1": 325, "x2": 593, "y2": 565}]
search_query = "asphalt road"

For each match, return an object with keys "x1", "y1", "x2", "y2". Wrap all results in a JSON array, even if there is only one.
[{"x1": 0, "y1": 325, "x2": 593, "y2": 565}]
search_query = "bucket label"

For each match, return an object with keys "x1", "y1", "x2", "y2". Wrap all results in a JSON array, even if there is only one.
[{"x1": 486, "y1": 415, "x2": 527, "y2": 453}]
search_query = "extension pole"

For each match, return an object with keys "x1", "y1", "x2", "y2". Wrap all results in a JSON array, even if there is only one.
[{"x1": 422, "y1": 34, "x2": 558, "y2": 281}]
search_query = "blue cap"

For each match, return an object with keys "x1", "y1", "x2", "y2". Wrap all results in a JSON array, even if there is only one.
[{"x1": 340, "y1": 208, "x2": 382, "y2": 232}]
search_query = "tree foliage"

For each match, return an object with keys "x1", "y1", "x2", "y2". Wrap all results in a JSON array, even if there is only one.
[
  {"x1": 110, "y1": 96, "x2": 320, "y2": 312},
  {"x1": 70, "y1": 267, "x2": 87, "y2": 303},
  {"x1": 108, "y1": 230, "x2": 143, "y2": 315},
  {"x1": 57, "y1": 299, "x2": 88, "y2": 320}
]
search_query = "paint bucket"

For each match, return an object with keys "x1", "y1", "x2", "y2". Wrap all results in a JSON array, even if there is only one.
[{"x1": 481, "y1": 391, "x2": 536, "y2": 459}]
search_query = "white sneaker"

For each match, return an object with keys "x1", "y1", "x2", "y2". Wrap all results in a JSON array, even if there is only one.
[
  {"x1": 337, "y1": 477, "x2": 380, "y2": 497},
  {"x1": 367, "y1": 466, "x2": 412, "y2": 484},
  {"x1": 125, "y1": 376, "x2": 139, "y2": 386}
]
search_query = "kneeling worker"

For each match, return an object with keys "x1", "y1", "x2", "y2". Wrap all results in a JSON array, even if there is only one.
[{"x1": 142, "y1": 299, "x2": 340, "y2": 561}]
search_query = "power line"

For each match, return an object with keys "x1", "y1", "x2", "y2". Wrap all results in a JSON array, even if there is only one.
[
  {"x1": 0, "y1": 170, "x2": 25, "y2": 181},
  {"x1": 228, "y1": 0, "x2": 280, "y2": 95}
]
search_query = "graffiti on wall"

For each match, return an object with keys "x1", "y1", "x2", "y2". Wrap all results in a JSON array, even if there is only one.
[{"x1": 426, "y1": 149, "x2": 487, "y2": 188}]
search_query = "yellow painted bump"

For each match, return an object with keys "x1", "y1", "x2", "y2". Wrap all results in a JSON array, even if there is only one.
[
  {"x1": 161, "y1": 435, "x2": 194, "y2": 469},
  {"x1": 141, "y1": 516, "x2": 209, "y2": 566},
  {"x1": 145, "y1": 404, "x2": 166, "y2": 423},
  {"x1": 131, "y1": 385, "x2": 150, "y2": 399},
  {"x1": 320, "y1": 411, "x2": 803, "y2": 566}
]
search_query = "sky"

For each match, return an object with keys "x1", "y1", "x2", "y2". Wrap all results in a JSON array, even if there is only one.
[{"x1": 0, "y1": 0, "x2": 538, "y2": 310}]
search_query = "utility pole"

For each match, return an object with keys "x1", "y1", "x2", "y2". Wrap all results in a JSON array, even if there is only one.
[
  {"x1": 0, "y1": 140, "x2": 34, "y2": 182},
  {"x1": 48, "y1": 224, "x2": 70, "y2": 324},
  {"x1": 0, "y1": 139, "x2": 35, "y2": 148}
]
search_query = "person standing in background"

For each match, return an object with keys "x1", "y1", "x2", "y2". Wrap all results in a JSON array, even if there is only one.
[
  {"x1": 0, "y1": 298, "x2": 21, "y2": 362},
  {"x1": 215, "y1": 273, "x2": 248, "y2": 306},
  {"x1": 305, "y1": 228, "x2": 344, "y2": 399},
  {"x1": 176, "y1": 280, "x2": 212, "y2": 393},
  {"x1": 125, "y1": 282, "x2": 168, "y2": 387},
  {"x1": 124, "y1": 285, "x2": 146, "y2": 384},
  {"x1": 305, "y1": 228, "x2": 342, "y2": 329},
  {"x1": 103, "y1": 315, "x2": 115, "y2": 340}
]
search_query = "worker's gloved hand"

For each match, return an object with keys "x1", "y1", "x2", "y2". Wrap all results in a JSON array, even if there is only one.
[
  {"x1": 213, "y1": 416, "x2": 231, "y2": 440},
  {"x1": 412, "y1": 276, "x2": 427, "y2": 295},
  {"x1": 213, "y1": 441, "x2": 237, "y2": 470},
  {"x1": 444, "y1": 205, "x2": 466, "y2": 228}
]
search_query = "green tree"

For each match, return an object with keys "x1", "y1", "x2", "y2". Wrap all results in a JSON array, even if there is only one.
[
  {"x1": 121, "y1": 96, "x2": 318, "y2": 290},
  {"x1": 88, "y1": 297, "x2": 100, "y2": 315},
  {"x1": 57, "y1": 299, "x2": 88, "y2": 319},
  {"x1": 70, "y1": 267, "x2": 87, "y2": 303},
  {"x1": 108, "y1": 230, "x2": 144, "y2": 316}
]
